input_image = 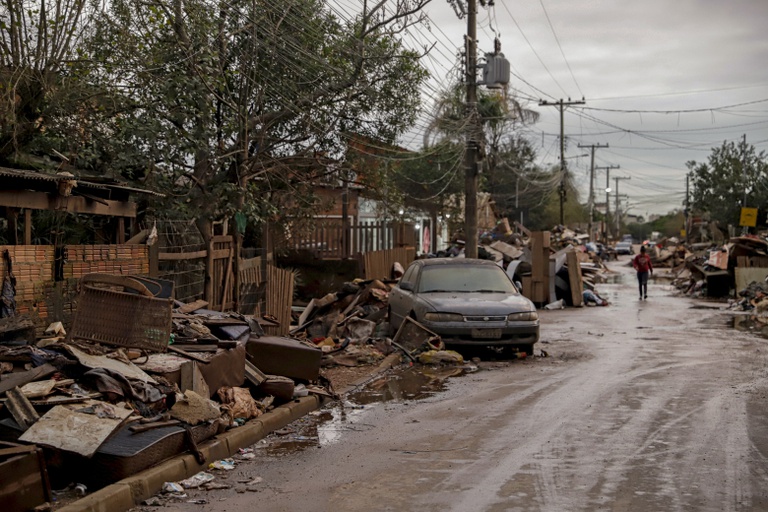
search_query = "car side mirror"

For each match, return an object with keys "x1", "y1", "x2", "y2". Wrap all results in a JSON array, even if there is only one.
[{"x1": 399, "y1": 281, "x2": 413, "y2": 291}]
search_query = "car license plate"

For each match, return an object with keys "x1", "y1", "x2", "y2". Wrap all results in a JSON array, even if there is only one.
[{"x1": 471, "y1": 328, "x2": 502, "y2": 339}]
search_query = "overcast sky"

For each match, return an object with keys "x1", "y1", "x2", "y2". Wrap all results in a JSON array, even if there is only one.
[{"x1": 392, "y1": 0, "x2": 768, "y2": 218}]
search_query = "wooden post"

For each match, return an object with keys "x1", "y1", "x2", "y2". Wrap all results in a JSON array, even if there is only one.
[
  {"x1": 148, "y1": 242, "x2": 159, "y2": 278},
  {"x1": 204, "y1": 225, "x2": 215, "y2": 305},
  {"x1": 233, "y1": 232, "x2": 242, "y2": 313},
  {"x1": 8, "y1": 208, "x2": 18, "y2": 245},
  {"x1": 116, "y1": 218, "x2": 125, "y2": 244},
  {"x1": 24, "y1": 209, "x2": 31, "y2": 245}
]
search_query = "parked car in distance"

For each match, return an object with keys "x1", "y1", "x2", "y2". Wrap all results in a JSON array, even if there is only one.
[
  {"x1": 615, "y1": 241, "x2": 633, "y2": 255},
  {"x1": 388, "y1": 258, "x2": 540, "y2": 355}
]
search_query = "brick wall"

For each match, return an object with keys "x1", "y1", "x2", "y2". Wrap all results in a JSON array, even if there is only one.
[{"x1": 0, "y1": 245, "x2": 149, "y2": 335}]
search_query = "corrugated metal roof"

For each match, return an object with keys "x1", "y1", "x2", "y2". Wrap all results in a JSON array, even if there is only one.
[
  {"x1": 0, "y1": 166, "x2": 164, "y2": 197},
  {"x1": 0, "y1": 167, "x2": 67, "y2": 182}
]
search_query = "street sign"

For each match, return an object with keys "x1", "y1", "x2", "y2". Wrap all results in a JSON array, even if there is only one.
[{"x1": 740, "y1": 207, "x2": 758, "y2": 227}]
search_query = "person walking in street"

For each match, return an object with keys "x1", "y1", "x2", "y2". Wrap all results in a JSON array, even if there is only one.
[{"x1": 632, "y1": 245, "x2": 653, "y2": 300}]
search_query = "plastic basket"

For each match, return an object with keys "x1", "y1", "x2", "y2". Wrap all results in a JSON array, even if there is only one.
[{"x1": 69, "y1": 273, "x2": 172, "y2": 353}]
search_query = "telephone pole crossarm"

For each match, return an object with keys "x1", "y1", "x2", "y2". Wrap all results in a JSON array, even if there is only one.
[{"x1": 539, "y1": 98, "x2": 586, "y2": 226}]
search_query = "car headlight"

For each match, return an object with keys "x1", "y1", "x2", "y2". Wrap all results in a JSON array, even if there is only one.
[
  {"x1": 423, "y1": 312, "x2": 464, "y2": 322},
  {"x1": 507, "y1": 311, "x2": 538, "y2": 321}
]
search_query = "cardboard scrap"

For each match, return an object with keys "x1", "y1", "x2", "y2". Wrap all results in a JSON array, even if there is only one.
[
  {"x1": 19, "y1": 401, "x2": 133, "y2": 457},
  {"x1": 66, "y1": 344, "x2": 157, "y2": 384},
  {"x1": 19, "y1": 380, "x2": 57, "y2": 399}
]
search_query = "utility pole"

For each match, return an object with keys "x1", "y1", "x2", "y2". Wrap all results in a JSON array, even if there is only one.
[
  {"x1": 463, "y1": 0, "x2": 479, "y2": 259},
  {"x1": 578, "y1": 143, "x2": 608, "y2": 242},
  {"x1": 742, "y1": 133, "x2": 748, "y2": 209},
  {"x1": 596, "y1": 165, "x2": 619, "y2": 243},
  {"x1": 539, "y1": 98, "x2": 585, "y2": 226},
  {"x1": 614, "y1": 176, "x2": 631, "y2": 237},
  {"x1": 685, "y1": 173, "x2": 690, "y2": 244}
]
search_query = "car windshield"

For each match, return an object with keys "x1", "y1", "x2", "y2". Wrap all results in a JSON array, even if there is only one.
[{"x1": 418, "y1": 265, "x2": 517, "y2": 294}]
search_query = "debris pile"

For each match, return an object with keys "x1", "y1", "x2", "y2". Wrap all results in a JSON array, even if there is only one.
[
  {"x1": 426, "y1": 221, "x2": 612, "y2": 309},
  {"x1": 671, "y1": 236, "x2": 768, "y2": 298},
  {"x1": 0, "y1": 272, "x2": 335, "y2": 508}
]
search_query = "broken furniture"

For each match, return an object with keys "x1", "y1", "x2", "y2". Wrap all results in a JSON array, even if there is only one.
[
  {"x1": 245, "y1": 335, "x2": 322, "y2": 382},
  {"x1": 0, "y1": 441, "x2": 51, "y2": 512},
  {"x1": 69, "y1": 273, "x2": 173, "y2": 352}
]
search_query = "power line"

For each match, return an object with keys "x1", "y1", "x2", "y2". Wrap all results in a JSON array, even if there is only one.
[{"x1": 537, "y1": 0, "x2": 583, "y2": 97}]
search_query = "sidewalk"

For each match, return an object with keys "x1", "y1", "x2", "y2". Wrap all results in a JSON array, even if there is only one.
[{"x1": 56, "y1": 353, "x2": 402, "y2": 512}]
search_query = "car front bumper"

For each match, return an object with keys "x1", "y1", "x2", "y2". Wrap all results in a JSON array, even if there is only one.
[{"x1": 420, "y1": 320, "x2": 540, "y2": 346}]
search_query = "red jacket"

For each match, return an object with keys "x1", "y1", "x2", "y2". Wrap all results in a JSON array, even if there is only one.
[{"x1": 633, "y1": 253, "x2": 653, "y2": 273}]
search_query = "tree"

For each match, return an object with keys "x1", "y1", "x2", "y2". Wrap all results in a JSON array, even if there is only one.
[
  {"x1": 521, "y1": 163, "x2": 587, "y2": 231},
  {"x1": 418, "y1": 82, "x2": 541, "y2": 225},
  {"x1": 688, "y1": 139, "x2": 768, "y2": 232},
  {"x1": 3, "y1": 0, "x2": 432, "y2": 243},
  {"x1": 0, "y1": 0, "x2": 102, "y2": 164}
]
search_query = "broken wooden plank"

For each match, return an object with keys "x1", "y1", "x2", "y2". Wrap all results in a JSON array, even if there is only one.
[
  {"x1": 168, "y1": 345, "x2": 211, "y2": 364},
  {"x1": 177, "y1": 300, "x2": 209, "y2": 314},
  {"x1": 0, "y1": 364, "x2": 56, "y2": 396},
  {"x1": 179, "y1": 361, "x2": 210, "y2": 397},
  {"x1": 566, "y1": 250, "x2": 584, "y2": 307},
  {"x1": 5, "y1": 387, "x2": 40, "y2": 430},
  {"x1": 0, "y1": 444, "x2": 37, "y2": 457},
  {"x1": 19, "y1": 380, "x2": 57, "y2": 399},
  {"x1": 171, "y1": 345, "x2": 219, "y2": 352}
]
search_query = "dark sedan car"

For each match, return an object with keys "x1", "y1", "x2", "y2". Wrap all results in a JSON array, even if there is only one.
[{"x1": 388, "y1": 258, "x2": 540, "y2": 355}]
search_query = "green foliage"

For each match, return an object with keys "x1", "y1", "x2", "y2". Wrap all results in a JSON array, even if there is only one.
[
  {"x1": 521, "y1": 165, "x2": 588, "y2": 231},
  {"x1": 2, "y1": 0, "x2": 430, "y2": 241},
  {"x1": 626, "y1": 210, "x2": 684, "y2": 242},
  {"x1": 688, "y1": 139, "x2": 768, "y2": 230}
]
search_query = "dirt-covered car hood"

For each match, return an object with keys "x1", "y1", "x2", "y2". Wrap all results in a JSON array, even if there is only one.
[{"x1": 418, "y1": 292, "x2": 536, "y2": 315}]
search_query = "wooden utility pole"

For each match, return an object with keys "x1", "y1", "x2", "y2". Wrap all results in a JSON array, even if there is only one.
[
  {"x1": 685, "y1": 173, "x2": 690, "y2": 244},
  {"x1": 614, "y1": 176, "x2": 631, "y2": 236},
  {"x1": 464, "y1": 0, "x2": 479, "y2": 259},
  {"x1": 596, "y1": 165, "x2": 619, "y2": 242},
  {"x1": 578, "y1": 143, "x2": 608, "y2": 242},
  {"x1": 539, "y1": 98, "x2": 585, "y2": 226}
]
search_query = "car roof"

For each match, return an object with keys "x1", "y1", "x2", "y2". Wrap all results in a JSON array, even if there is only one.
[{"x1": 412, "y1": 257, "x2": 502, "y2": 267}]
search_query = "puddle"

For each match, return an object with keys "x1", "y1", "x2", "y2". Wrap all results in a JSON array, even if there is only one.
[
  {"x1": 346, "y1": 366, "x2": 462, "y2": 405},
  {"x1": 602, "y1": 273, "x2": 625, "y2": 285},
  {"x1": 730, "y1": 315, "x2": 768, "y2": 338},
  {"x1": 255, "y1": 366, "x2": 465, "y2": 455}
]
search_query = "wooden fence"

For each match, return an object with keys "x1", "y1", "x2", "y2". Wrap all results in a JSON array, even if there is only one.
[
  {"x1": 238, "y1": 257, "x2": 294, "y2": 336},
  {"x1": 284, "y1": 219, "x2": 416, "y2": 259},
  {"x1": 358, "y1": 247, "x2": 416, "y2": 280}
]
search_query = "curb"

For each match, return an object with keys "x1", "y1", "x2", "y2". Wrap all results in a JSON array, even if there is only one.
[
  {"x1": 55, "y1": 395, "x2": 321, "y2": 512},
  {"x1": 55, "y1": 354, "x2": 403, "y2": 512}
]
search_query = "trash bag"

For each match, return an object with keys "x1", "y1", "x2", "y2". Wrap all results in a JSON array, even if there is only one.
[
  {"x1": 418, "y1": 350, "x2": 464, "y2": 365},
  {"x1": 543, "y1": 299, "x2": 565, "y2": 310},
  {"x1": 217, "y1": 386, "x2": 262, "y2": 422}
]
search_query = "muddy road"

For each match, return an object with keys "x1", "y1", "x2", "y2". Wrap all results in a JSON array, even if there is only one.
[{"x1": 152, "y1": 258, "x2": 768, "y2": 512}]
